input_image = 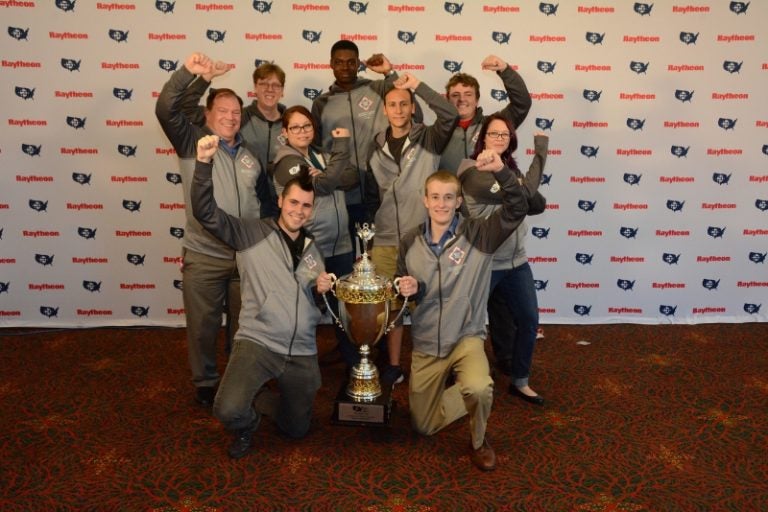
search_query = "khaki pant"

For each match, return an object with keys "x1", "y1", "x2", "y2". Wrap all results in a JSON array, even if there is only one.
[{"x1": 409, "y1": 336, "x2": 493, "y2": 449}]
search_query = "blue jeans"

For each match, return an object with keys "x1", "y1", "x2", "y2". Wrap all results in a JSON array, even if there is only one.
[
  {"x1": 325, "y1": 252, "x2": 361, "y2": 368},
  {"x1": 488, "y1": 263, "x2": 539, "y2": 386},
  {"x1": 213, "y1": 340, "x2": 321, "y2": 439}
]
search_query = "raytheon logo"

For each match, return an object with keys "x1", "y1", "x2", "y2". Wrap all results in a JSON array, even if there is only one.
[{"x1": 206, "y1": 30, "x2": 226, "y2": 43}]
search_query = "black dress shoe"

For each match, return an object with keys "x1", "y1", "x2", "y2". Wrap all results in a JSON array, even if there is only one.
[
  {"x1": 194, "y1": 386, "x2": 216, "y2": 407},
  {"x1": 509, "y1": 385, "x2": 545, "y2": 406}
]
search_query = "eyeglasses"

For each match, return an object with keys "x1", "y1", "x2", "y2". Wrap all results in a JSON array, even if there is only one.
[
  {"x1": 256, "y1": 82, "x2": 283, "y2": 90},
  {"x1": 486, "y1": 131, "x2": 511, "y2": 140},
  {"x1": 287, "y1": 123, "x2": 313, "y2": 134}
]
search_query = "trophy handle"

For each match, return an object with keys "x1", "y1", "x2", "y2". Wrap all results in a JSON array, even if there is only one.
[
  {"x1": 386, "y1": 277, "x2": 409, "y2": 333},
  {"x1": 322, "y1": 273, "x2": 343, "y2": 329}
]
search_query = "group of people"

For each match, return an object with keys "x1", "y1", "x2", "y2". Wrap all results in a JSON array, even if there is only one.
[{"x1": 155, "y1": 41, "x2": 549, "y2": 471}]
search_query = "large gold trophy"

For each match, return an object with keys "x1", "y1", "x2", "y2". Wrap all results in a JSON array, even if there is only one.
[{"x1": 324, "y1": 223, "x2": 407, "y2": 425}]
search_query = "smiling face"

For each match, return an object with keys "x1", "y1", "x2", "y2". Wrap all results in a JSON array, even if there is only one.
[
  {"x1": 423, "y1": 174, "x2": 462, "y2": 230},
  {"x1": 278, "y1": 183, "x2": 314, "y2": 236},
  {"x1": 384, "y1": 88, "x2": 415, "y2": 136},
  {"x1": 253, "y1": 72, "x2": 284, "y2": 109},
  {"x1": 483, "y1": 119, "x2": 512, "y2": 155},
  {"x1": 282, "y1": 111, "x2": 314, "y2": 153},
  {"x1": 447, "y1": 83, "x2": 479, "y2": 121},
  {"x1": 205, "y1": 94, "x2": 241, "y2": 144}
]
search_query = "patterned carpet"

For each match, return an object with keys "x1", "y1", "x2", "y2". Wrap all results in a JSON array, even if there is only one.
[{"x1": 1, "y1": 323, "x2": 766, "y2": 511}]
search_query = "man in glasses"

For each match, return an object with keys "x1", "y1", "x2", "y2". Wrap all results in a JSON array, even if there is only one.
[
  {"x1": 179, "y1": 59, "x2": 287, "y2": 217},
  {"x1": 156, "y1": 52, "x2": 272, "y2": 409}
]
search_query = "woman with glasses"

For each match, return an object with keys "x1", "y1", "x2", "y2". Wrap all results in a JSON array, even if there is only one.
[
  {"x1": 458, "y1": 113, "x2": 549, "y2": 406},
  {"x1": 271, "y1": 105, "x2": 361, "y2": 368}
]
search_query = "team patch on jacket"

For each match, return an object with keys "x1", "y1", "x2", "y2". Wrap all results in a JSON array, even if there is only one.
[
  {"x1": 448, "y1": 246, "x2": 466, "y2": 265},
  {"x1": 240, "y1": 154, "x2": 256, "y2": 169},
  {"x1": 358, "y1": 96, "x2": 373, "y2": 111},
  {"x1": 303, "y1": 253, "x2": 318, "y2": 270}
]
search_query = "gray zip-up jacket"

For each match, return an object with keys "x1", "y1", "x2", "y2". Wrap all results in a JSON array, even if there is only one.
[
  {"x1": 458, "y1": 135, "x2": 548, "y2": 270},
  {"x1": 191, "y1": 160, "x2": 325, "y2": 356},
  {"x1": 178, "y1": 76, "x2": 284, "y2": 217},
  {"x1": 365, "y1": 82, "x2": 459, "y2": 247},
  {"x1": 396, "y1": 167, "x2": 530, "y2": 358},
  {"x1": 155, "y1": 66, "x2": 266, "y2": 260},
  {"x1": 271, "y1": 137, "x2": 358, "y2": 258},
  {"x1": 311, "y1": 75, "x2": 401, "y2": 206},
  {"x1": 439, "y1": 67, "x2": 532, "y2": 173},
  {"x1": 178, "y1": 76, "x2": 287, "y2": 169}
]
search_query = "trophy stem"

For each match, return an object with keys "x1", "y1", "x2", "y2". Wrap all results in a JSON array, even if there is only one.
[{"x1": 346, "y1": 344, "x2": 382, "y2": 402}]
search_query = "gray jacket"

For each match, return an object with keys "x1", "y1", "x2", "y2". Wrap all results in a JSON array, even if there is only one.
[
  {"x1": 365, "y1": 82, "x2": 459, "y2": 247},
  {"x1": 271, "y1": 138, "x2": 357, "y2": 258},
  {"x1": 155, "y1": 66, "x2": 266, "y2": 260},
  {"x1": 458, "y1": 135, "x2": 548, "y2": 270},
  {"x1": 439, "y1": 67, "x2": 532, "y2": 173},
  {"x1": 311, "y1": 75, "x2": 399, "y2": 206},
  {"x1": 191, "y1": 160, "x2": 325, "y2": 356},
  {"x1": 397, "y1": 167, "x2": 529, "y2": 358}
]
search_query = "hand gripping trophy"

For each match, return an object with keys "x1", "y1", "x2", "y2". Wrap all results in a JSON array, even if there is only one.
[{"x1": 324, "y1": 224, "x2": 408, "y2": 413}]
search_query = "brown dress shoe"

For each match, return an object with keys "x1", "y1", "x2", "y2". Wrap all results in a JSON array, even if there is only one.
[{"x1": 470, "y1": 438, "x2": 496, "y2": 471}]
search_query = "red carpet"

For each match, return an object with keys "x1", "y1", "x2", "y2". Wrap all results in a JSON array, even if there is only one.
[{"x1": 1, "y1": 323, "x2": 767, "y2": 511}]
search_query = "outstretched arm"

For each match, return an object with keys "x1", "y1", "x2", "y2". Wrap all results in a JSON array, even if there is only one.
[
  {"x1": 482, "y1": 54, "x2": 532, "y2": 129},
  {"x1": 395, "y1": 72, "x2": 458, "y2": 154}
]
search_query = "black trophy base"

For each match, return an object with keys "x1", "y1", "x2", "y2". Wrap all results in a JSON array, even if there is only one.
[{"x1": 332, "y1": 379, "x2": 394, "y2": 427}]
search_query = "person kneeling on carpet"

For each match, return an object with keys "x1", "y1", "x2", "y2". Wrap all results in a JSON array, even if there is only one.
[
  {"x1": 191, "y1": 134, "x2": 335, "y2": 459},
  {"x1": 394, "y1": 140, "x2": 542, "y2": 471}
]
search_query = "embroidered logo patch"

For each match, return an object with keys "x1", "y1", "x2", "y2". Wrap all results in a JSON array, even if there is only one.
[
  {"x1": 289, "y1": 164, "x2": 301, "y2": 175},
  {"x1": 448, "y1": 246, "x2": 465, "y2": 265},
  {"x1": 358, "y1": 96, "x2": 373, "y2": 111},
  {"x1": 240, "y1": 154, "x2": 255, "y2": 169},
  {"x1": 490, "y1": 182, "x2": 500, "y2": 194},
  {"x1": 304, "y1": 254, "x2": 318, "y2": 269}
]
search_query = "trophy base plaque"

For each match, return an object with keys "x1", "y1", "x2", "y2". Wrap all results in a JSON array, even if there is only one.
[{"x1": 332, "y1": 379, "x2": 394, "y2": 427}]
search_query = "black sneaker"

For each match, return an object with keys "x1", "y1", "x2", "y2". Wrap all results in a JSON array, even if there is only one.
[
  {"x1": 194, "y1": 386, "x2": 216, "y2": 407},
  {"x1": 228, "y1": 422, "x2": 257, "y2": 459},
  {"x1": 380, "y1": 364, "x2": 405, "y2": 386}
]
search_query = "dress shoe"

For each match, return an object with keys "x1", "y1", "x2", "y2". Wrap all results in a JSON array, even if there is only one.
[
  {"x1": 509, "y1": 385, "x2": 545, "y2": 406},
  {"x1": 194, "y1": 386, "x2": 216, "y2": 407},
  {"x1": 470, "y1": 438, "x2": 496, "y2": 471},
  {"x1": 228, "y1": 422, "x2": 257, "y2": 459}
]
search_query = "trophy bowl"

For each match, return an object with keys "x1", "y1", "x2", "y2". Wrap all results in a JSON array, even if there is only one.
[{"x1": 324, "y1": 224, "x2": 406, "y2": 403}]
